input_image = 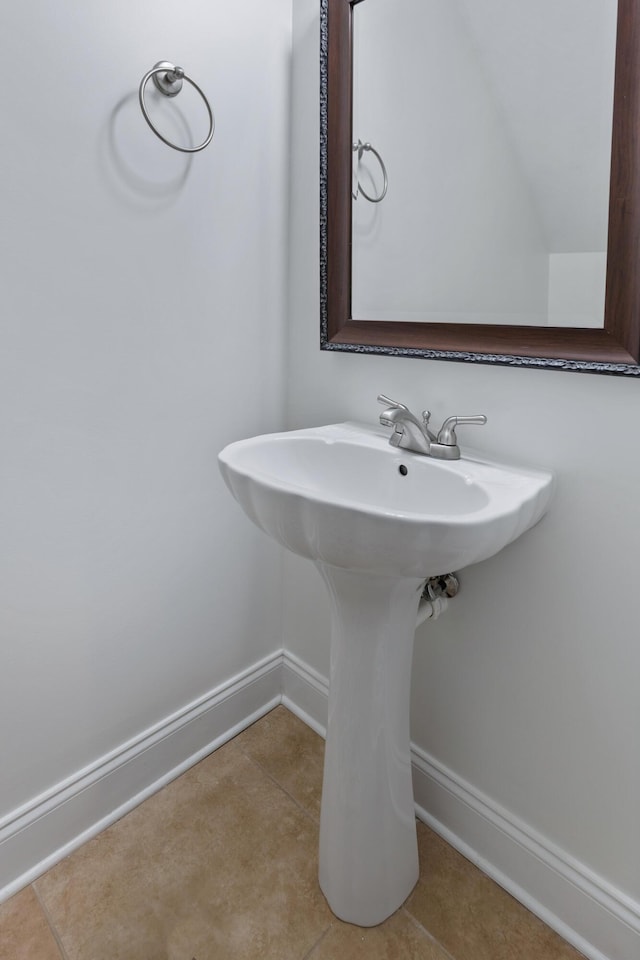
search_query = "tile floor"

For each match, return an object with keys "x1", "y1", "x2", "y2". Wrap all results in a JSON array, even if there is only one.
[{"x1": 1, "y1": 706, "x2": 586, "y2": 960}]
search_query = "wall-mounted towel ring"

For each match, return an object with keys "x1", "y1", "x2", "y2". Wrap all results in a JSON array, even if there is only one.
[
  {"x1": 139, "y1": 61, "x2": 215, "y2": 153},
  {"x1": 352, "y1": 139, "x2": 388, "y2": 203}
]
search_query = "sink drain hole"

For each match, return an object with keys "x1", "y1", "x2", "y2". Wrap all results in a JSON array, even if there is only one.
[{"x1": 398, "y1": 464, "x2": 408, "y2": 476}]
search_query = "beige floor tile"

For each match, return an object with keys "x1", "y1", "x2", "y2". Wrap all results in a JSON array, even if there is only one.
[
  {"x1": 405, "y1": 822, "x2": 585, "y2": 960},
  {"x1": 0, "y1": 887, "x2": 63, "y2": 960},
  {"x1": 235, "y1": 705, "x2": 325, "y2": 820},
  {"x1": 307, "y1": 910, "x2": 452, "y2": 960},
  {"x1": 35, "y1": 739, "x2": 332, "y2": 960}
]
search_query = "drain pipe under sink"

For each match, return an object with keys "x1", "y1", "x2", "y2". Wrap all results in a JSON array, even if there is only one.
[{"x1": 416, "y1": 573, "x2": 459, "y2": 627}]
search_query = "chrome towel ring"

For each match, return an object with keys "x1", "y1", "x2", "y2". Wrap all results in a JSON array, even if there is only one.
[
  {"x1": 139, "y1": 61, "x2": 215, "y2": 153},
  {"x1": 352, "y1": 139, "x2": 388, "y2": 203}
]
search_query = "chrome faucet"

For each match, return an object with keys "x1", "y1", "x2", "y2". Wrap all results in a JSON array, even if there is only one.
[{"x1": 377, "y1": 394, "x2": 487, "y2": 460}]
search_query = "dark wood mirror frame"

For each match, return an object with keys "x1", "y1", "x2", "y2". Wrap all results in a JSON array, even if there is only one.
[{"x1": 320, "y1": 0, "x2": 640, "y2": 375}]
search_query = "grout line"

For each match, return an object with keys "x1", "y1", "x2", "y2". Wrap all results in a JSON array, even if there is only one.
[
  {"x1": 401, "y1": 907, "x2": 458, "y2": 960},
  {"x1": 238, "y1": 747, "x2": 320, "y2": 826},
  {"x1": 300, "y1": 924, "x2": 332, "y2": 959},
  {"x1": 32, "y1": 883, "x2": 70, "y2": 960}
]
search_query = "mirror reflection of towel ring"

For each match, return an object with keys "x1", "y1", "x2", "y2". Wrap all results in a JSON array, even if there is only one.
[
  {"x1": 352, "y1": 139, "x2": 388, "y2": 203},
  {"x1": 139, "y1": 61, "x2": 215, "y2": 154}
]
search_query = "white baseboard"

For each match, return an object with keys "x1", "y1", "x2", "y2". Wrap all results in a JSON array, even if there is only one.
[
  {"x1": 281, "y1": 649, "x2": 329, "y2": 736},
  {"x1": 281, "y1": 650, "x2": 640, "y2": 960},
  {"x1": 0, "y1": 651, "x2": 283, "y2": 904}
]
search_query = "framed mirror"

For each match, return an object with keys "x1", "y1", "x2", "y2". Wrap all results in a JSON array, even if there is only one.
[{"x1": 320, "y1": 0, "x2": 640, "y2": 375}]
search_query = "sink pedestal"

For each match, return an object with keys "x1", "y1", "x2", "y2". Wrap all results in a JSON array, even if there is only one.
[
  {"x1": 219, "y1": 421, "x2": 553, "y2": 927},
  {"x1": 317, "y1": 562, "x2": 424, "y2": 927}
]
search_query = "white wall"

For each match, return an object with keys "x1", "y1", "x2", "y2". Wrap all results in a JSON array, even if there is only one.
[
  {"x1": 288, "y1": 0, "x2": 640, "y2": 955},
  {"x1": 0, "y1": 0, "x2": 290, "y2": 821}
]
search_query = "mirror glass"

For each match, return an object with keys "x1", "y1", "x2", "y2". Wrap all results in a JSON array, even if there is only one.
[{"x1": 351, "y1": 0, "x2": 617, "y2": 329}]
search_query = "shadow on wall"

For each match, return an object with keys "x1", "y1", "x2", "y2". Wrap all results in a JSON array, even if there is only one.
[{"x1": 99, "y1": 90, "x2": 194, "y2": 211}]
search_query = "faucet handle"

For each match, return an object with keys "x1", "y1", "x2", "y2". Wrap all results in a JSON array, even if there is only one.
[
  {"x1": 436, "y1": 415, "x2": 487, "y2": 446},
  {"x1": 377, "y1": 394, "x2": 409, "y2": 411}
]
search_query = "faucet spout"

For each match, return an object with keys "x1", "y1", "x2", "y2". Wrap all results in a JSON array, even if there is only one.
[{"x1": 378, "y1": 403, "x2": 432, "y2": 455}]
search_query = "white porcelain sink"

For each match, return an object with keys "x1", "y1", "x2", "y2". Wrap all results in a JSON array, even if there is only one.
[
  {"x1": 219, "y1": 421, "x2": 553, "y2": 579},
  {"x1": 218, "y1": 421, "x2": 553, "y2": 927}
]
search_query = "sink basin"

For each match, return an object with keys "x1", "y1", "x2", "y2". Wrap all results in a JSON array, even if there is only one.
[
  {"x1": 218, "y1": 421, "x2": 553, "y2": 927},
  {"x1": 219, "y1": 421, "x2": 553, "y2": 579}
]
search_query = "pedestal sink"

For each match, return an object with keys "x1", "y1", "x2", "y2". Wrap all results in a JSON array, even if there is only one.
[{"x1": 218, "y1": 421, "x2": 553, "y2": 926}]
